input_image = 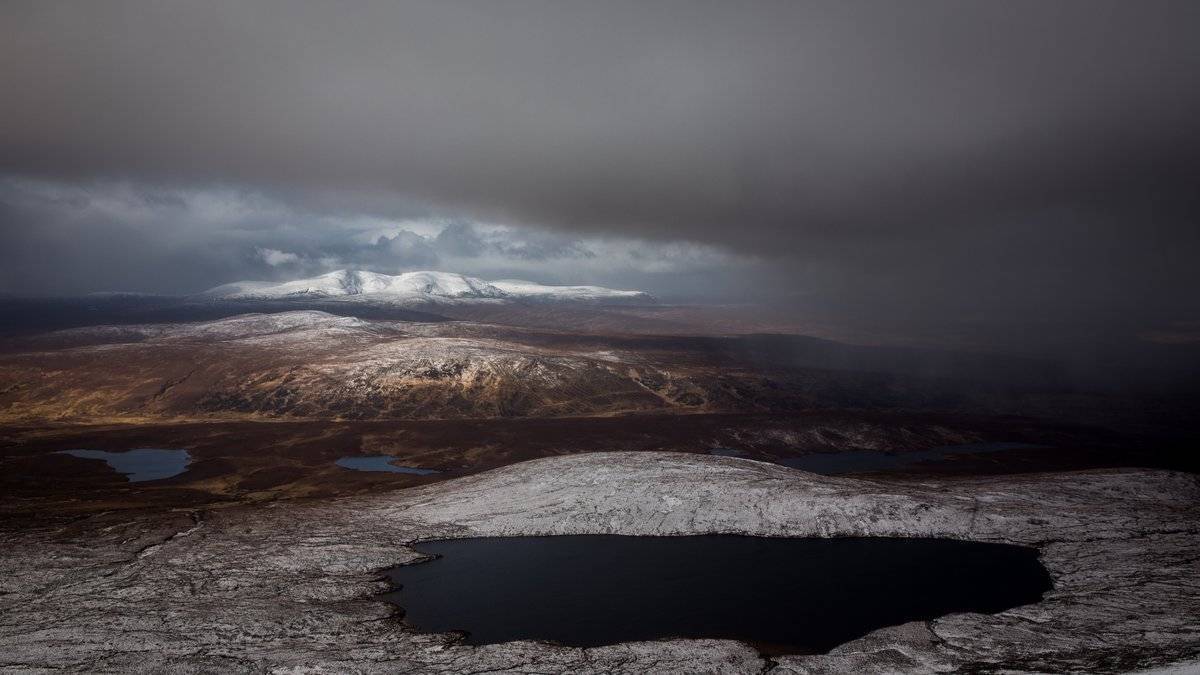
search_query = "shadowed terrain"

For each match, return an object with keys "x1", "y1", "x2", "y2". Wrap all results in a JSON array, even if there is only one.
[{"x1": 2, "y1": 302, "x2": 1196, "y2": 522}]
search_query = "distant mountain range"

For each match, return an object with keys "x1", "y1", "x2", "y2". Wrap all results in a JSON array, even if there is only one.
[{"x1": 202, "y1": 270, "x2": 654, "y2": 305}]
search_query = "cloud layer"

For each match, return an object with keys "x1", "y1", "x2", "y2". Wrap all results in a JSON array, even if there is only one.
[
  {"x1": 0, "y1": 178, "x2": 756, "y2": 298},
  {"x1": 2, "y1": 1, "x2": 1199, "y2": 336}
]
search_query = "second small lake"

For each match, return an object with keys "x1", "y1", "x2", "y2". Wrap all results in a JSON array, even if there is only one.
[
  {"x1": 336, "y1": 456, "x2": 441, "y2": 475},
  {"x1": 777, "y1": 442, "x2": 1044, "y2": 474}
]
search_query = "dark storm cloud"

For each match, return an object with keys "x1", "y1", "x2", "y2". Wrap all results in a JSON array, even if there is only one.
[
  {"x1": 0, "y1": 179, "x2": 747, "y2": 298},
  {"x1": 434, "y1": 224, "x2": 487, "y2": 259},
  {"x1": 2, "y1": 0, "x2": 1199, "y2": 331}
]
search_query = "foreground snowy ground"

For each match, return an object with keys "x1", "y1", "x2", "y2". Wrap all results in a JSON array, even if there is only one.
[{"x1": 1, "y1": 452, "x2": 1198, "y2": 673}]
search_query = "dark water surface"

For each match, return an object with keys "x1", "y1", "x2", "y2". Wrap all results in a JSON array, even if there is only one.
[
  {"x1": 58, "y1": 448, "x2": 191, "y2": 482},
  {"x1": 381, "y1": 535, "x2": 1051, "y2": 654},
  {"x1": 336, "y1": 456, "x2": 441, "y2": 475},
  {"x1": 778, "y1": 442, "x2": 1044, "y2": 474}
]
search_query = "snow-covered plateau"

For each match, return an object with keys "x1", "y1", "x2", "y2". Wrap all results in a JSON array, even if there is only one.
[
  {"x1": 202, "y1": 269, "x2": 654, "y2": 305},
  {"x1": 1, "y1": 452, "x2": 1197, "y2": 673}
]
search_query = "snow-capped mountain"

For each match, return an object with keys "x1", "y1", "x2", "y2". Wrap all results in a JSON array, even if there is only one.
[
  {"x1": 201, "y1": 270, "x2": 653, "y2": 304},
  {"x1": 206, "y1": 270, "x2": 505, "y2": 300},
  {"x1": 489, "y1": 280, "x2": 650, "y2": 303}
]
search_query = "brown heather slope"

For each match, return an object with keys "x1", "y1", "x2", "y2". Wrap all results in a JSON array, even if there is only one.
[
  {"x1": 0, "y1": 311, "x2": 802, "y2": 423},
  {"x1": 2, "y1": 310, "x2": 1192, "y2": 432}
]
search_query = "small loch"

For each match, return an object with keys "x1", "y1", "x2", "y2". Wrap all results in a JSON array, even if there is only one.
[{"x1": 57, "y1": 448, "x2": 192, "y2": 482}]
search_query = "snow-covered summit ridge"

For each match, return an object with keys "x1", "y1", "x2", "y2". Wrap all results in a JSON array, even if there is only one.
[
  {"x1": 202, "y1": 269, "x2": 652, "y2": 303},
  {"x1": 204, "y1": 270, "x2": 503, "y2": 299},
  {"x1": 489, "y1": 279, "x2": 650, "y2": 302}
]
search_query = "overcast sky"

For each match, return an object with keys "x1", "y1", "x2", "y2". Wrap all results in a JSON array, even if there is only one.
[{"x1": 2, "y1": 1, "x2": 1199, "y2": 337}]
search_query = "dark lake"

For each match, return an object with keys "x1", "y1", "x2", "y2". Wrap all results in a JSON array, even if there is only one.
[
  {"x1": 777, "y1": 442, "x2": 1044, "y2": 474},
  {"x1": 57, "y1": 448, "x2": 191, "y2": 482},
  {"x1": 336, "y1": 456, "x2": 441, "y2": 475},
  {"x1": 381, "y1": 535, "x2": 1051, "y2": 654}
]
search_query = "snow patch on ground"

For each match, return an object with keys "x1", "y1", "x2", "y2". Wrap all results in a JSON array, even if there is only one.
[{"x1": 1, "y1": 452, "x2": 1196, "y2": 673}]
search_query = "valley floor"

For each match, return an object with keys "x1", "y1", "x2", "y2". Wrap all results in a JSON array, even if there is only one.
[{"x1": 1, "y1": 410, "x2": 1181, "y2": 521}]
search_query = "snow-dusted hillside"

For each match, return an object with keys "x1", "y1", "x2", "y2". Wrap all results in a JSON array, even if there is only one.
[{"x1": 202, "y1": 270, "x2": 652, "y2": 304}]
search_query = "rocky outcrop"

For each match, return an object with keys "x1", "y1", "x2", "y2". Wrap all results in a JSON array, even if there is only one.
[{"x1": 1, "y1": 452, "x2": 1197, "y2": 673}]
